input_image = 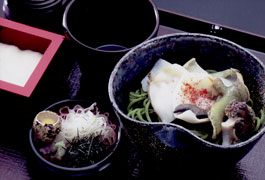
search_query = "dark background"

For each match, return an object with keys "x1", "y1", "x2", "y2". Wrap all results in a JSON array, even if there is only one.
[
  {"x1": 0, "y1": 0, "x2": 264, "y2": 180},
  {"x1": 1, "y1": 0, "x2": 264, "y2": 37}
]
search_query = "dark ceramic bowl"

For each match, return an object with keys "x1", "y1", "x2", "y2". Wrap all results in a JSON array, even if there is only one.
[
  {"x1": 108, "y1": 33, "x2": 265, "y2": 165},
  {"x1": 29, "y1": 99, "x2": 122, "y2": 176}
]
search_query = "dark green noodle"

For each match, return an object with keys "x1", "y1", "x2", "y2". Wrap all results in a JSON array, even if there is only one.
[
  {"x1": 190, "y1": 130, "x2": 209, "y2": 140},
  {"x1": 248, "y1": 98, "x2": 254, "y2": 107},
  {"x1": 206, "y1": 69, "x2": 218, "y2": 73},
  {"x1": 127, "y1": 89, "x2": 154, "y2": 122},
  {"x1": 254, "y1": 109, "x2": 265, "y2": 132}
]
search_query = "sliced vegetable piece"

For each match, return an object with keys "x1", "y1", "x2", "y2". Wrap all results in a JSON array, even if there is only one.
[
  {"x1": 208, "y1": 71, "x2": 250, "y2": 139},
  {"x1": 174, "y1": 104, "x2": 209, "y2": 124}
]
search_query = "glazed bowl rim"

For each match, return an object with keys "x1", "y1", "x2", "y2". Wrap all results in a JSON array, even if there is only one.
[
  {"x1": 29, "y1": 99, "x2": 122, "y2": 172},
  {"x1": 108, "y1": 32, "x2": 265, "y2": 150},
  {"x1": 62, "y1": 0, "x2": 160, "y2": 53}
]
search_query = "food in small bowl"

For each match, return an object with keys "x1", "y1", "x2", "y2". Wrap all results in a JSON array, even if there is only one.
[
  {"x1": 108, "y1": 33, "x2": 265, "y2": 164},
  {"x1": 29, "y1": 99, "x2": 121, "y2": 175}
]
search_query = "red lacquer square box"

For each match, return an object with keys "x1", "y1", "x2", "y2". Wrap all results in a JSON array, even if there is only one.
[{"x1": 0, "y1": 18, "x2": 64, "y2": 97}]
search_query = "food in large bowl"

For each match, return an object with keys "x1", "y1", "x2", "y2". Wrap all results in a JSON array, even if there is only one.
[
  {"x1": 29, "y1": 99, "x2": 121, "y2": 175},
  {"x1": 108, "y1": 33, "x2": 265, "y2": 164}
]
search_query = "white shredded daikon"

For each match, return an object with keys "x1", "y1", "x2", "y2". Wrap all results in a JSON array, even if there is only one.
[{"x1": 58, "y1": 103, "x2": 116, "y2": 145}]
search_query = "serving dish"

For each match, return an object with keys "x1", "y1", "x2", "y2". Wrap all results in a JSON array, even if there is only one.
[
  {"x1": 0, "y1": 17, "x2": 64, "y2": 97},
  {"x1": 29, "y1": 99, "x2": 122, "y2": 176},
  {"x1": 62, "y1": 0, "x2": 160, "y2": 100},
  {"x1": 108, "y1": 33, "x2": 265, "y2": 167},
  {"x1": 63, "y1": 0, "x2": 159, "y2": 54}
]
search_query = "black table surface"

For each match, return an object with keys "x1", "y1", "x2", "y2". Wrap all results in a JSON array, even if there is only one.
[
  {"x1": 153, "y1": 0, "x2": 265, "y2": 37},
  {"x1": 0, "y1": 1, "x2": 265, "y2": 180}
]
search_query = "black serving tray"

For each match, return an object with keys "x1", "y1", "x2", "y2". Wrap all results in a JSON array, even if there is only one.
[{"x1": 0, "y1": 6, "x2": 265, "y2": 180}]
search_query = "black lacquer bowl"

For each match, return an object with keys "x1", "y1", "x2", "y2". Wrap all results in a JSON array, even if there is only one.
[
  {"x1": 62, "y1": 0, "x2": 159, "y2": 94},
  {"x1": 108, "y1": 33, "x2": 265, "y2": 165},
  {"x1": 63, "y1": 0, "x2": 159, "y2": 53},
  {"x1": 29, "y1": 99, "x2": 122, "y2": 176}
]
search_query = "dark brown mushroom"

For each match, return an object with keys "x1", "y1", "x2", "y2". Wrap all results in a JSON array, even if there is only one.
[{"x1": 221, "y1": 100, "x2": 255, "y2": 145}]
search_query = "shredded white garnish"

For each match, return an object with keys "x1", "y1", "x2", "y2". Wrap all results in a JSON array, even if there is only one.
[{"x1": 58, "y1": 103, "x2": 116, "y2": 145}]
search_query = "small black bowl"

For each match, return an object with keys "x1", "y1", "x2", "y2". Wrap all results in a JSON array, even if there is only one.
[
  {"x1": 29, "y1": 99, "x2": 122, "y2": 176},
  {"x1": 108, "y1": 33, "x2": 265, "y2": 165}
]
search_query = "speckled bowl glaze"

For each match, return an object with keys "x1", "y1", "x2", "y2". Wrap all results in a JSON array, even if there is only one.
[
  {"x1": 108, "y1": 33, "x2": 265, "y2": 164},
  {"x1": 29, "y1": 99, "x2": 122, "y2": 176}
]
